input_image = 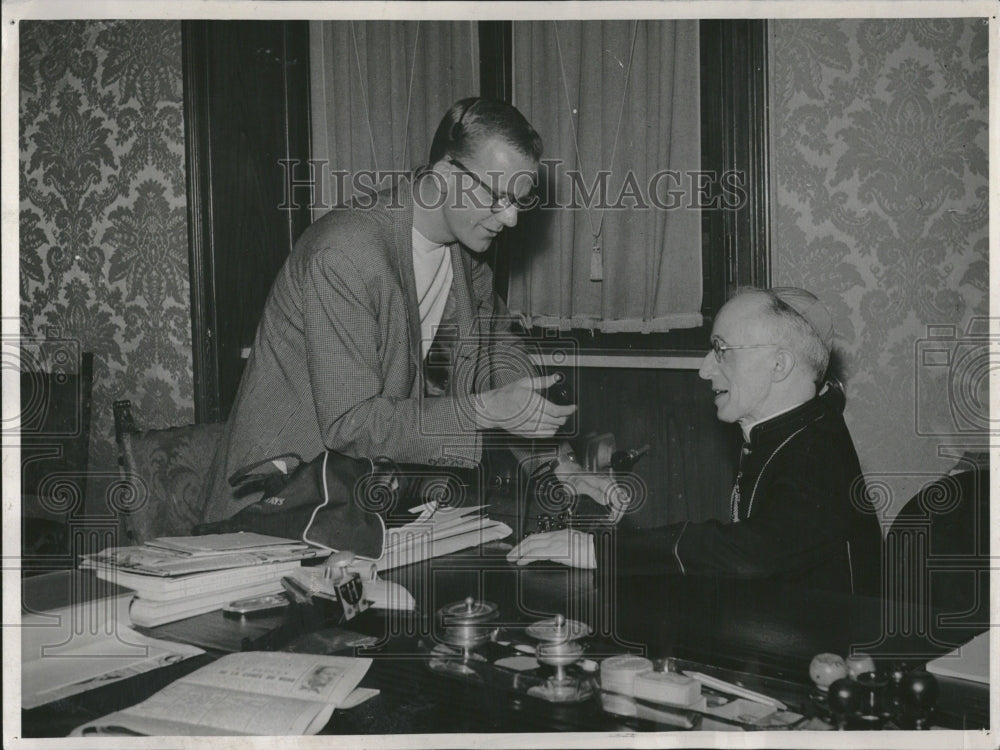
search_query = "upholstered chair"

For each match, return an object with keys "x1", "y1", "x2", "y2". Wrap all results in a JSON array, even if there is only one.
[{"x1": 113, "y1": 400, "x2": 226, "y2": 545}]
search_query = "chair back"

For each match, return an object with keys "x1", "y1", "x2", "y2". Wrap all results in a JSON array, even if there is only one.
[
  {"x1": 114, "y1": 400, "x2": 225, "y2": 545},
  {"x1": 884, "y1": 465, "x2": 989, "y2": 644}
]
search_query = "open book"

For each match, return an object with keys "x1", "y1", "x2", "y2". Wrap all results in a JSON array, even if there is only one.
[{"x1": 71, "y1": 652, "x2": 372, "y2": 736}]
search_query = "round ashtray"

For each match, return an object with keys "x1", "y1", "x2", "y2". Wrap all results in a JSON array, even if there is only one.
[
  {"x1": 436, "y1": 596, "x2": 500, "y2": 650},
  {"x1": 526, "y1": 614, "x2": 590, "y2": 643},
  {"x1": 438, "y1": 596, "x2": 500, "y2": 625}
]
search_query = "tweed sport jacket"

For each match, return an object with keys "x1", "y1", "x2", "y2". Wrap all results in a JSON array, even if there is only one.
[{"x1": 201, "y1": 177, "x2": 534, "y2": 522}]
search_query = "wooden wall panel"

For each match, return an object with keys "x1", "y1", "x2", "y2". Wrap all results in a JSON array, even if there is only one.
[
  {"x1": 184, "y1": 21, "x2": 312, "y2": 423},
  {"x1": 565, "y1": 366, "x2": 741, "y2": 529}
]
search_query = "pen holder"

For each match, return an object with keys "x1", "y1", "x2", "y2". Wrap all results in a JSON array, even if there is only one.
[{"x1": 281, "y1": 564, "x2": 372, "y2": 622}]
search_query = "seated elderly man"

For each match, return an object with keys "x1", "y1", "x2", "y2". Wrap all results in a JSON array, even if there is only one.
[{"x1": 507, "y1": 287, "x2": 883, "y2": 597}]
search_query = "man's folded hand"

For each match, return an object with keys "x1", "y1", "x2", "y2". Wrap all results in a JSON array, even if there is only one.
[
  {"x1": 474, "y1": 374, "x2": 576, "y2": 438},
  {"x1": 506, "y1": 528, "x2": 596, "y2": 569}
]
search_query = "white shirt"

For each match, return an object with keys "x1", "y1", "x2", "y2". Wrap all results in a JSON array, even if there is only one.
[{"x1": 411, "y1": 227, "x2": 454, "y2": 360}]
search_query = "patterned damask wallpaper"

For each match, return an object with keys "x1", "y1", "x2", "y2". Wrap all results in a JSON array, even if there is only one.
[
  {"x1": 769, "y1": 19, "x2": 988, "y2": 524},
  {"x1": 19, "y1": 20, "x2": 194, "y2": 498}
]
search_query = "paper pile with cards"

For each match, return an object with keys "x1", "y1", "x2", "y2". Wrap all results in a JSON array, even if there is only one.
[{"x1": 81, "y1": 532, "x2": 324, "y2": 627}]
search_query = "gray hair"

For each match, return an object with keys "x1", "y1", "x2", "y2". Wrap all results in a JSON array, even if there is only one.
[{"x1": 731, "y1": 287, "x2": 831, "y2": 384}]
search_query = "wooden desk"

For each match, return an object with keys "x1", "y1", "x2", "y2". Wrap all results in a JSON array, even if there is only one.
[{"x1": 20, "y1": 549, "x2": 989, "y2": 736}]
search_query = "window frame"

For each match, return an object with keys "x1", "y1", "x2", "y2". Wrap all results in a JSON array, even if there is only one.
[{"x1": 480, "y1": 19, "x2": 770, "y2": 359}]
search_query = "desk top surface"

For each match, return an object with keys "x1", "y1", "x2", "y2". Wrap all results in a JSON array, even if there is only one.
[{"x1": 19, "y1": 548, "x2": 991, "y2": 737}]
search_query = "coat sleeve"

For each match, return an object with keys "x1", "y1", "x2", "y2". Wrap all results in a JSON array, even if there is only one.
[
  {"x1": 599, "y1": 445, "x2": 853, "y2": 579},
  {"x1": 303, "y1": 249, "x2": 481, "y2": 465}
]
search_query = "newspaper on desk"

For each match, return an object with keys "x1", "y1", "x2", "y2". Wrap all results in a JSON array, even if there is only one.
[
  {"x1": 22, "y1": 590, "x2": 205, "y2": 709},
  {"x1": 277, "y1": 502, "x2": 510, "y2": 610},
  {"x1": 70, "y1": 651, "x2": 373, "y2": 736},
  {"x1": 359, "y1": 502, "x2": 512, "y2": 572}
]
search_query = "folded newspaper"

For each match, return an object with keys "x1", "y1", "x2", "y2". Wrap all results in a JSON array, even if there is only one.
[
  {"x1": 22, "y1": 591, "x2": 205, "y2": 710},
  {"x1": 71, "y1": 651, "x2": 373, "y2": 736},
  {"x1": 361, "y1": 502, "x2": 512, "y2": 571}
]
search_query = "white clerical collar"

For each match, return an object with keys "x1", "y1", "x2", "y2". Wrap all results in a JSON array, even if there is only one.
[{"x1": 740, "y1": 400, "x2": 808, "y2": 442}]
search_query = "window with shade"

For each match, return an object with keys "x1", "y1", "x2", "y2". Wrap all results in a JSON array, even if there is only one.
[
  {"x1": 507, "y1": 20, "x2": 704, "y2": 335},
  {"x1": 309, "y1": 20, "x2": 481, "y2": 213},
  {"x1": 308, "y1": 19, "x2": 769, "y2": 352}
]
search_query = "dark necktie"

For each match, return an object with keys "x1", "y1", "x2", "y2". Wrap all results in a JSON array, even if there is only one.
[{"x1": 423, "y1": 289, "x2": 458, "y2": 397}]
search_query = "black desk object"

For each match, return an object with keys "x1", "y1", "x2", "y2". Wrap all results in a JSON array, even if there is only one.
[
  {"x1": 21, "y1": 351, "x2": 95, "y2": 575},
  {"x1": 21, "y1": 550, "x2": 989, "y2": 736}
]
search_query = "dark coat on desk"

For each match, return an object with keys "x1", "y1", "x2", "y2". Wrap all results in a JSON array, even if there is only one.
[
  {"x1": 599, "y1": 387, "x2": 883, "y2": 596},
  {"x1": 202, "y1": 178, "x2": 532, "y2": 523}
]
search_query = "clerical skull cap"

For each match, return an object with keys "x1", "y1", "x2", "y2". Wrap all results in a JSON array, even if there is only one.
[{"x1": 770, "y1": 287, "x2": 835, "y2": 350}]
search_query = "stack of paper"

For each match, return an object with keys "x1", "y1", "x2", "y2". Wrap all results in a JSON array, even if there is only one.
[
  {"x1": 361, "y1": 503, "x2": 512, "y2": 572},
  {"x1": 81, "y1": 533, "x2": 326, "y2": 627},
  {"x1": 925, "y1": 630, "x2": 990, "y2": 684},
  {"x1": 83, "y1": 532, "x2": 324, "y2": 576}
]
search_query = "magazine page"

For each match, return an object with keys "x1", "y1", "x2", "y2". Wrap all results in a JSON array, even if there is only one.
[
  {"x1": 145, "y1": 532, "x2": 306, "y2": 555},
  {"x1": 70, "y1": 683, "x2": 326, "y2": 736}
]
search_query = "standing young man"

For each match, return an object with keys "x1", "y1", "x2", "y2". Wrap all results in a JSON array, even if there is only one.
[{"x1": 202, "y1": 98, "x2": 574, "y2": 522}]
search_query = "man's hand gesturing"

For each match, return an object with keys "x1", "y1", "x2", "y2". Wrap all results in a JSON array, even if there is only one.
[{"x1": 474, "y1": 374, "x2": 576, "y2": 439}]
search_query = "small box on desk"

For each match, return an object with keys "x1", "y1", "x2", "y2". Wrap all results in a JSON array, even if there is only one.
[{"x1": 633, "y1": 671, "x2": 701, "y2": 706}]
